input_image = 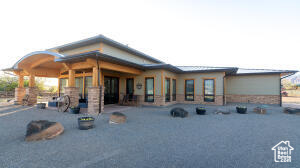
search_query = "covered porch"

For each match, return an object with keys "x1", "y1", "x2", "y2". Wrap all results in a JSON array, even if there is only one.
[{"x1": 9, "y1": 50, "x2": 143, "y2": 114}]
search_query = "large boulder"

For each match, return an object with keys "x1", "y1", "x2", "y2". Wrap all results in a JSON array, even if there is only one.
[
  {"x1": 25, "y1": 120, "x2": 64, "y2": 141},
  {"x1": 170, "y1": 107, "x2": 188, "y2": 118},
  {"x1": 284, "y1": 107, "x2": 300, "y2": 114},
  {"x1": 215, "y1": 108, "x2": 231, "y2": 115},
  {"x1": 109, "y1": 112, "x2": 127, "y2": 124}
]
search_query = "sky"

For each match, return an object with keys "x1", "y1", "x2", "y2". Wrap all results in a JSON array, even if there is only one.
[{"x1": 0, "y1": 0, "x2": 299, "y2": 85}]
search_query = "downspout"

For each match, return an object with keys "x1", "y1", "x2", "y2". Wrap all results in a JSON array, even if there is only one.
[{"x1": 96, "y1": 54, "x2": 101, "y2": 115}]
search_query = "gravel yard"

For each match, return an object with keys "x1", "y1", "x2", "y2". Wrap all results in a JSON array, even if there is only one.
[{"x1": 0, "y1": 103, "x2": 299, "y2": 168}]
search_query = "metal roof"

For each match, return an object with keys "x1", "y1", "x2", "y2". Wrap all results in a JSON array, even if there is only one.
[
  {"x1": 176, "y1": 66, "x2": 238, "y2": 72},
  {"x1": 48, "y1": 34, "x2": 163, "y2": 64},
  {"x1": 234, "y1": 68, "x2": 298, "y2": 75}
]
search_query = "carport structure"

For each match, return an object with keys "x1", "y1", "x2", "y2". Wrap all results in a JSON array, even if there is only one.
[{"x1": 5, "y1": 49, "x2": 143, "y2": 114}]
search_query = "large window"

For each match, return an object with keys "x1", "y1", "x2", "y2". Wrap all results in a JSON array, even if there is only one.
[
  {"x1": 204, "y1": 79, "x2": 215, "y2": 102},
  {"x1": 84, "y1": 76, "x2": 92, "y2": 99},
  {"x1": 185, "y1": 79, "x2": 194, "y2": 101},
  {"x1": 172, "y1": 79, "x2": 176, "y2": 101},
  {"x1": 59, "y1": 78, "x2": 68, "y2": 96},
  {"x1": 75, "y1": 77, "x2": 83, "y2": 99},
  {"x1": 165, "y1": 78, "x2": 170, "y2": 102},
  {"x1": 126, "y1": 78, "x2": 134, "y2": 100},
  {"x1": 145, "y1": 77, "x2": 154, "y2": 102}
]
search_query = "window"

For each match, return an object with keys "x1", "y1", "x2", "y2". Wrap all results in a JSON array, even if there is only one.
[
  {"x1": 75, "y1": 77, "x2": 83, "y2": 99},
  {"x1": 84, "y1": 76, "x2": 92, "y2": 99},
  {"x1": 204, "y1": 79, "x2": 215, "y2": 102},
  {"x1": 185, "y1": 79, "x2": 194, "y2": 101},
  {"x1": 165, "y1": 78, "x2": 170, "y2": 102},
  {"x1": 145, "y1": 77, "x2": 154, "y2": 102},
  {"x1": 172, "y1": 79, "x2": 176, "y2": 101},
  {"x1": 59, "y1": 78, "x2": 68, "y2": 96},
  {"x1": 126, "y1": 78, "x2": 134, "y2": 100}
]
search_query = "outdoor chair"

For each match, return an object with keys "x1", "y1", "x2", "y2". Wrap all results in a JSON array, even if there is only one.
[{"x1": 22, "y1": 94, "x2": 29, "y2": 106}]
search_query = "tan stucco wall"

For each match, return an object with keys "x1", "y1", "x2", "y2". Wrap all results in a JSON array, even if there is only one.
[
  {"x1": 177, "y1": 72, "x2": 225, "y2": 95},
  {"x1": 101, "y1": 43, "x2": 156, "y2": 64},
  {"x1": 59, "y1": 43, "x2": 100, "y2": 56},
  {"x1": 225, "y1": 74, "x2": 280, "y2": 95},
  {"x1": 134, "y1": 70, "x2": 162, "y2": 96}
]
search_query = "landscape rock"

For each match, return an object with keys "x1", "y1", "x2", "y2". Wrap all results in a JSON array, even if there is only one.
[
  {"x1": 254, "y1": 107, "x2": 267, "y2": 114},
  {"x1": 215, "y1": 108, "x2": 231, "y2": 115},
  {"x1": 284, "y1": 107, "x2": 300, "y2": 114},
  {"x1": 25, "y1": 120, "x2": 64, "y2": 141},
  {"x1": 109, "y1": 112, "x2": 127, "y2": 124},
  {"x1": 170, "y1": 107, "x2": 188, "y2": 118}
]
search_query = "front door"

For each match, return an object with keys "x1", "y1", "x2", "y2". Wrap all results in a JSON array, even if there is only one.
[{"x1": 104, "y1": 76, "x2": 119, "y2": 105}]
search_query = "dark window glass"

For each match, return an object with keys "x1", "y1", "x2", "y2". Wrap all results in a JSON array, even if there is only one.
[
  {"x1": 172, "y1": 79, "x2": 176, "y2": 101},
  {"x1": 185, "y1": 80, "x2": 194, "y2": 101},
  {"x1": 126, "y1": 78, "x2": 134, "y2": 100},
  {"x1": 145, "y1": 77, "x2": 154, "y2": 102},
  {"x1": 165, "y1": 78, "x2": 170, "y2": 102},
  {"x1": 204, "y1": 79, "x2": 215, "y2": 102}
]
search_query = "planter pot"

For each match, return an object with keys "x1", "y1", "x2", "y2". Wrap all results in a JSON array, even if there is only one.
[
  {"x1": 236, "y1": 107, "x2": 247, "y2": 114},
  {"x1": 37, "y1": 103, "x2": 46, "y2": 109},
  {"x1": 196, "y1": 107, "x2": 206, "y2": 115},
  {"x1": 78, "y1": 117, "x2": 95, "y2": 130},
  {"x1": 69, "y1": 107, "x2": 80, "y2": 114}
]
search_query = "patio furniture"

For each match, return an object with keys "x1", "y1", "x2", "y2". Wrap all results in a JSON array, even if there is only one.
[
  {"x1": 121, "y1": 94, "x2": 138, "y2": 106},
  {"x1": 109, "y1": 112, "x2": 127, "y2": 124},
  {"x1": 196, "y1": 107, "x2": 206, "y2": 115},
  {"x1": 170, "y1": 108, "x2": 188, "y2": 118},
  {"x1": 57, "y1": 95, "x2": 70, "y2": 112},
  {"x1": 22, "y1": 94, "x2": 29, "y2": 106},
  {"x1": 78, "y1": 117, "x2": 95, "y2": 130},
  {"x1": 37, "y1": 103, "x2": 46, "y2": 109}
]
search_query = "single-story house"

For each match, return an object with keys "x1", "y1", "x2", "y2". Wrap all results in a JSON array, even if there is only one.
[{"x1": 4, "y1": 35, "x2": 297, "y2": 114}]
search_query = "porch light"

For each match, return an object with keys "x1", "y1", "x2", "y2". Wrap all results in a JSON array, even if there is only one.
[{"x1": 136, "y1": 83, "x2": 142, "y2": 89}]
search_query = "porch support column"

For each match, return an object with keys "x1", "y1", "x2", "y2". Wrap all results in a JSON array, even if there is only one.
[
  {"x1": 25, "y1": 74, "x2": 38, "y2": 105},
  {"x1": 29, "y1": 74, "x2": 35, "y2": 87},
  {"x1": 65, "y1": 69, "x2": 79, "y2": 108},
  {"x1": 92, "y1": 67, "x2": 99, "y2": 87},
  {"x1": 88, "y1": 86, "x2": 104, "y2": 115},
  {"x1": 14, "y1": 75, "x2": 26, "y2": 104}
]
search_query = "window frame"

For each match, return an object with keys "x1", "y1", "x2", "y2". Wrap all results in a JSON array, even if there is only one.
[
  {"x1": 203, "y1": 78, "x2": 216, "y2": 102},
  {"x1": 126, "y1": 78, "x2": 134, "y2": 99},
  {"x1": 145, "y1": 77, "x2": 155, "y2": 102},
  {"x1": 185, "y1": 79, "x2": 195, "y2": 101}
]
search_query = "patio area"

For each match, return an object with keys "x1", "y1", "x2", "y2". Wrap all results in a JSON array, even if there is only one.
[{"x1": 0, "y1": 103, "x2": 299, "y2": 168}]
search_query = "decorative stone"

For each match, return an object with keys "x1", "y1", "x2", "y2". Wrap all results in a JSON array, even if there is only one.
[
  {"x1": 25, "y1": 87, "x2": 38, "y2": 106},
  {"x1": 170, "y1": 107, "x2": 188, "y2": 118},
  {"x1": 88, "y1": 86, "x2": 104, "y2": 115},
  {"x1": 215, "y1": 108, "x2": 231, "y2": 115},
  {"x1": 109, "y1": 112, "x2": 127, "y2": 124},
  {"x1": 283, "y1": 107, "x2": 300, "y2": 114},
  {"x1": 25, "y1": 120, "x2": 64, "y2": 141}
]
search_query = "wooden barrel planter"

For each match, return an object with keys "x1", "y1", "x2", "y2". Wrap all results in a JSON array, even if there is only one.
[
  {"x1": 69, "y1": 107, "x2": 80, "y2": 114},
  {"x1": 78, "y1": 117, "x2": 95, "y2": 130},
  {"x1": 236, "y1": 106, "x2": 247, "y2": 114},
  {"x1": 37, "y1": 103, "x2": 46, "y2": 109},
  {"x1": 196, "y1": 107, "x2": 206, "y2": 115}
]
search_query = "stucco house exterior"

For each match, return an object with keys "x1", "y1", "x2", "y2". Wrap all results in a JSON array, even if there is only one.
[{"x1": 4, "y1": 35, "x2": 297, "y2": 114}]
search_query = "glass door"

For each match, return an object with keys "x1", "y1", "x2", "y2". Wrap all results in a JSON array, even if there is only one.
[{"x1": 104, "y1": 76, "x2": 119, "y2": 104}]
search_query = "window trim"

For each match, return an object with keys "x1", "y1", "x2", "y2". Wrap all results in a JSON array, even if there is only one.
[
  {"x1": 184, "y1": 79, "x2": 195, "y2": 101},
  {"x1": 202, "y1": 78, "x2": 216, "y2": 102},
  {"x1": 144, "y1": 76, "x2": 155, "y2": 102},
  {"x1": 165, "y1": 77, "x2": 171, "y2": 102}
]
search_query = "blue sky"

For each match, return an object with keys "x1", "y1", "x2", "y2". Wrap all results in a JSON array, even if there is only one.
[{"x1": 0, "y1": 0, "x2": 299, "y2": 75}]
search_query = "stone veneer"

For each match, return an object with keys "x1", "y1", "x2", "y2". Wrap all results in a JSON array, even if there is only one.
[
  {"x1": 225, "y1": 95, "x2": 280, "y2": 105},
  {"x1": 15, "y1": 87, "x2": 26, "y2": 104},
  {"x1": 26, "y1": 87, "x2": 38, "y2": 105},
  {"x1": 88, "y1": 86, "x2": 104, "y2": 115},
  {"x1": 64, "y1": 87, "x2": 79, "y2": 108},
  {"x1": 177, "y1": 94, "x2": 224, "y2": 106}
]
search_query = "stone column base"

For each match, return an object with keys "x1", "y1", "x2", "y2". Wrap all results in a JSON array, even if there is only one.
[
  {"x1": 88, "y1": 86, "x2": 104, "y2": 115},
  {"x1": 15, "y1": 87, "x2": 26, "y2": 104},
  {"x1": 26, "y1": 87, "x2": 38, "y2": 106},
  {"x1": 64, "y1": 87, "x2": 79, "y2": 108}
]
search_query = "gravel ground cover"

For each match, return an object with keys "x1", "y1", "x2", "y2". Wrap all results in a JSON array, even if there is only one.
[{"x1": 0, "y1": 103, "x2": 299, "y2": 168}]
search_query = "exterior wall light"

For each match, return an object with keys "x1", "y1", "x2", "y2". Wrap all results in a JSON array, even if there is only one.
[{"x1": 136, "y1": 83, "x2": 142, "y2": 89}]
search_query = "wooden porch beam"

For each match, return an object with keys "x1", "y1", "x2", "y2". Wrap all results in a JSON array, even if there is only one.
[
  {"x1": 30, "y1": 57, "x2": 54, "y2": 69},
  {"x1": 68, "y1": 69, "x2": 75, "y2": 87}
]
